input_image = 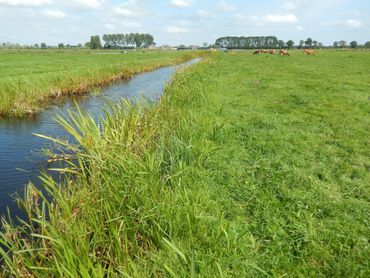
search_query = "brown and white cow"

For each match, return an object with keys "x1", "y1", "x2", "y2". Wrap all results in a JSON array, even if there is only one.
[
  {"x1": 280, "y1": 50, "x2": 290, "y2": 56},
  {"x1": 304, "y1": 49, "x2": 315, "y2": 55}
]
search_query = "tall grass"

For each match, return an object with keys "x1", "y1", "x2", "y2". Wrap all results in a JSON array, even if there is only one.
[{"x1": 0, "y1": 60, "x2": 226, "y2": 276}]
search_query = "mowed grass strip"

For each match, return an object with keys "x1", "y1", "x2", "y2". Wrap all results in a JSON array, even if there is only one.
[
  {"x1": 1, "y1": 50, "x2": 369, "y2": 276},
  {"x1": 0, "y1": 50, "x2": 201, "y2": 117}
]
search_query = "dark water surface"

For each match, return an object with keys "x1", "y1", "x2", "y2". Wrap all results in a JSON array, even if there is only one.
[{"x1": 0, "y1": 58, "x2": 200, "y2": 218}]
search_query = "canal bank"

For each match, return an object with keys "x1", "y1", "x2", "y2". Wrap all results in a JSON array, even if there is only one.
[{"x1": 0, "y1": 58, "x2": 201, "y2": 219}]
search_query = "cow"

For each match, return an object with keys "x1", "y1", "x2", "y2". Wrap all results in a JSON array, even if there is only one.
[
  {"x1": 253, "y1": 50, "x2": 262, "y2": 55},
  {"x1": 304, "y1": 49, "x2": 315, "y2": 55},
  {"x1": 280, "y1": 50, "x2": 290, "y2": 56},
  {"x1": 269, "y1": 49, "x2": 276, "y2": 55},
  {"x1": 262, "y1": 49, "x2": 270, "y2": 53}
]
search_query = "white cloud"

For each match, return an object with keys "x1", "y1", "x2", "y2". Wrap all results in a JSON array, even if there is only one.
[
  {"x1": 216, "y1": 0, "x2": 235, "y2": 12},
  {"x1": 196, "y1": 9, "x2": 214, "y2": 18},
  {"x1": 170, "y1": 0, "x2": 194, "y2": 8},
  {"x1": 70, "y1": 0, "x2": 104, "y2": 9},
  {"x1": 319, "y1": 20, "x2": 341, "y2": 27},
  {"x1": 114, "y1": 0, "x2": 151, "y2": 17},
  {"x1": 166, "y1": 26, "x2": 190, "y2": 33},
  {"x1": 43, "y1": 8, "x2": 66, "y2": 18},
  {"x1": 295, "y1": 25, "x2": 303, "y2": 31},
  {"x1": 264, "y1": 14, "x2": 297, "y2": 23},
  {"x1": 234, "y1": 13, "x2": 298, "y2": 26},
  {"x1": 104, "y1": 23, "x2": 115, "y2": 30},
  {"x1": 319, "y1": 19, "x2": 363, "y2": 28},
  {"x1": 283, "y1": 1, "x2": 298, "y2": 11},
  {"x1": 0, "y1": 0, "x2": 51, "y2": 6},
  {"x1": 282, "y1": 0, "x2": 347, "y2": 14},
  {"x1": 346, "y1": 19, "x2": 363, "y2": 28},
  {"x1": 104, "y1": 21, "x2": 140, "y2": 30},
  {"x1": 0, "y1": 0, "x2": 105, "y2": 9}
]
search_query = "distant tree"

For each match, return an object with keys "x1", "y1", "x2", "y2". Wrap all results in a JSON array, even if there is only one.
[
  {"x1": 58, "y1": 43, "x2": 64, "y2": 48},
  {"x1": 350, "y1": 41, "x2": 357, "y2": 48},
  {"x1": 34, "y1": 43, "x2": 39, "y2": 49},
  {"x1": 339, "y1": 40, "x2": 347, "y2": 48},
  {"x1": 277, "y1": 40, "x2": 285, "y2": 48},
  {"x1": 305, "y1": 38, "x2": 313, "y2": 48},
  {"x1": 126, "y1": 33, "x2": 135, "y2": 47},
  {"x1": 215, "y1": 36, "x2": 278, "y2": 49},
  {"x1": 299, "y1": 40, "x2": 304, "y2": 49},
  {"x1": 90, "y1": 35, "x2": 102, "y2": 49},
  {"x1": 96, "y1": 36, "x2": 103, "y2": 49},
  {"x1": 102, "y1": 33, "x2": 154, "y2": 48},
  {"x1": 365, "y1": 41, "x2": 370, "y2": 48},
  {"x1": 318, "y1": 42, "x2": 324, "y2": 48},
  {"x1": 143, "y1": 34, "x2": 154, "y2": 47},
  {"x1": 84, "y1": 42, "x2": 91, "y2": 48},
  {"x1": 333, "y1": 41, "x2": 339, "y2": 48},
  {"x1": 312, "y1": 40, "x2": 318, "y2": 48},
  {"x1": 203, "y1": 42, "x2": 209, "y2": 48},
  {"x1": 40, "y1": 42, "x2": 47, "y2": 49},
  {"x1": 77, "y1": 43, "x2": 83, "y2": 48},
  {"x1": 286, "y1": 40, "x2": 294, "y2": 49},
  {"x1": 133, "y1": 33, "x2": 142, "y2": 48}
]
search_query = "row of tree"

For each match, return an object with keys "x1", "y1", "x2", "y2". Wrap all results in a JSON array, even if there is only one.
[
  {"x1": 0, "y1": 33, "x2": 156, "y2": 50},
  {"x1": 0, "y1": 42, "x2": 85, "y2": 49},
  {"x1": 215, "y1": 36, "x2": 323, "y2": 49},
  {"x1": 297, "y1": 38, "x2": 323, "y2": 49},
  {"x1": 82, "y1": 34, "x2": 155, "y2": 49},
  {"x1": 102, "y1": 33, "x2": 155, "y2": 49},
  {"x1": 332, "y1": 40, "x2": 370, "y2": 48},
  {"x1": 2, "y1": 37, "x2": 370, "y2": 50},
  {"x1": 215, "y1": 36, "x2": 281, "y2": 49},
  {"x1": 214, "y1": 36, "x2": 370, "y2": 49},
  {"x1": 298, "y1": 38, "x2": 369, "y2": 49}
]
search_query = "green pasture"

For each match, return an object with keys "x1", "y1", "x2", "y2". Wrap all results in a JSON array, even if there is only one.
[
  {"x1": 0, "y1": 49, "x2": 199, "y2": 117},
  {"x1": 1, "y1": 50, "x2": 369, "y2": 276}
]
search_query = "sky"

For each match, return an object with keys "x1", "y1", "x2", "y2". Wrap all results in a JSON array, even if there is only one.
[{"x1": 0, "y1": 0, "x2": 369, "y2": 46}]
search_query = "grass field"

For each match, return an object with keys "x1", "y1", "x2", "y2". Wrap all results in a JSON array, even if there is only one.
[
  {"x1": 0, "y1": 49, "x2": 200, "y2": 117},
  {"x1": 1, "y1": 50, "x2": 370, "y2": 276}
]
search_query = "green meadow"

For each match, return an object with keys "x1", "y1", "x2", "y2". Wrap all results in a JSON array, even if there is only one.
[
  {"x1": 1, "y1": 50, "x2": 370, "y2": 276},
  {"x1": 0, "y1": 50, "x2": 199, "y2": 117}
]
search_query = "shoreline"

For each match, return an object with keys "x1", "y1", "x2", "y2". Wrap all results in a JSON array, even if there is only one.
[{"x1": 0, "y1": 51, "x2": 204, "y2": 119}]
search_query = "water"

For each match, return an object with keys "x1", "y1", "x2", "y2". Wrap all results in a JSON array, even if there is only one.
[{"x1": 0, "y1": 58, "x2": 200, "y2": 218}]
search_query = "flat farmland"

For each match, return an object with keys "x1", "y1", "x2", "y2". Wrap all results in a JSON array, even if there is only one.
[
  {"x1": 0, "y1": 50, "x2": 199, "y2": 117},
  {"x1": 1, "y1": 50, "x2": 370, "y2": 276}
]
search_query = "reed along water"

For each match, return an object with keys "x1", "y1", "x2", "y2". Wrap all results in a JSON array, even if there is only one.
[{"x1": 0, "y1": 58, "x2": 201, "y2": 219}]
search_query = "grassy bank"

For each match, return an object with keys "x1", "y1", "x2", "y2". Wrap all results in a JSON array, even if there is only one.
[
  {"x1": 0, "y1": 50, "x2": 201, "y2": 118},
  {"x1": 1, "y1": 50, "x2": 370, "y2": 276}
]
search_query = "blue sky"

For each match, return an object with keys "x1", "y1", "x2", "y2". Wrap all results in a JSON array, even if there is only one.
[{"x1": 0, "y1": 0, "x2": 369, "y2": 46}]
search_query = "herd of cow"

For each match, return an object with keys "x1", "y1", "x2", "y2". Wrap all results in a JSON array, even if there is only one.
[{"x1": 253, "y1": 49, "x2": 315, "y2": 56}]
